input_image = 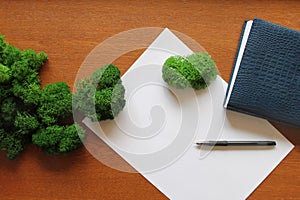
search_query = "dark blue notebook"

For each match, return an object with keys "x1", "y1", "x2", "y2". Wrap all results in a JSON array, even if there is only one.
[{"x1": 224, "y1": 18, "x2": 300, "y2": 127}]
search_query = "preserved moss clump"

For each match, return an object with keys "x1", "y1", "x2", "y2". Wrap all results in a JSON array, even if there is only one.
[
  {"x1": 0, "y1": 35, "x2": 126, "y2": 159},
  {"x1": 73, "y1": 64, "x2": 126, "y2": 121},
  {"x1": 162, "y1": 52, "x2": 218, "y2": 90}
]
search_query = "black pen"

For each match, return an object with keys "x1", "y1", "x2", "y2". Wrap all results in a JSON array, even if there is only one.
[{"x1": 196, "y1": 140, "x2": 276, "y2": 146}]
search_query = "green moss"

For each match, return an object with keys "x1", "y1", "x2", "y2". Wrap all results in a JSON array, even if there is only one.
[
  {"x1": 73, "y1": 64, "x2": 126, "y2": 121},
  {"x1": 0, "y1": 34, "x2": 126, "y2": 159},
  {"x1": 162, "y1": 52, "x2": 218, "y2": 90},
  {"x1": 32, "y1": 123, "x2": 84, "y2": 154}
]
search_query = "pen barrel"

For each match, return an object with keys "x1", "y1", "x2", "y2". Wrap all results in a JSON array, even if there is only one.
[
  {"x1": 215, "y1": 141, "x2": 276, "y2": 146},
  {"x1": 196, "y1": 141, "x2": 276, "y2": 146},
  {"x1": 213, "y1": 141, "x2": 228, "y2": 146}
]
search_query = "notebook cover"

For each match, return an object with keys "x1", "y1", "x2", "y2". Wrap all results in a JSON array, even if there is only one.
[{"x1": 225, "y1": 18, "x2": 300, "y2": 127}]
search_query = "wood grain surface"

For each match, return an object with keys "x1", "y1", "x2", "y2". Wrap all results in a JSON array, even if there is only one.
[{"x1": 0, "y1": 0, "x2": 299, "y2": 199}]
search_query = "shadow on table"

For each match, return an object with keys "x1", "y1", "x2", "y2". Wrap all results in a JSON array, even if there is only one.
[
  {"x1": 271, "y1": 122, "x2": 300, "y2": 149},
  {"x1": 0, "y1": 143, "x2": 87, "y2": 173}
]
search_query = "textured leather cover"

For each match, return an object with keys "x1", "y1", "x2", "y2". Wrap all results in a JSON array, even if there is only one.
[{"x1": 225, "y1": 18, "x2": 300, "y2": 127}]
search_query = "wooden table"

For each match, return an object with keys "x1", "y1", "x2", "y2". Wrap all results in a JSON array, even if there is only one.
[{"x1": 0, "y1": 0, "x2": 299, "y2": 199}]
